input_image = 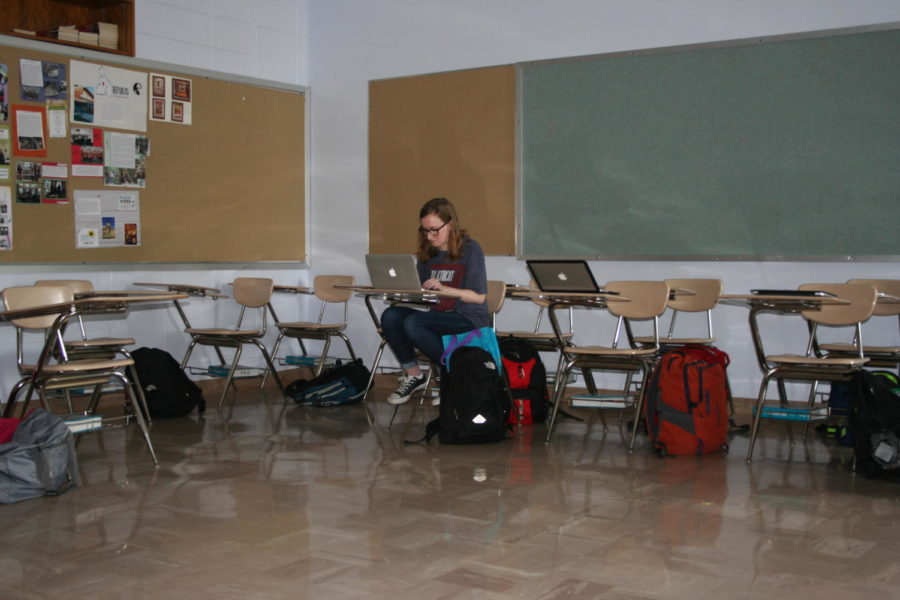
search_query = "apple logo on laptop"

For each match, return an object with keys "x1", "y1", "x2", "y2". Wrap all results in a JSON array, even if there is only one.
[
  {"x1": 557, "y1": 272, "x2": 568, "y2": 281},
  {"x1": 388, "y1": 267, "x2": 397, "y2": 278}
]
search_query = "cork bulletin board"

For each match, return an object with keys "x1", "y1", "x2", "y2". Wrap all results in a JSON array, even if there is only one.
[
  {"x1": 0, "y1": 39, "x2": 306, "y2": 263},
  {"x1": 369, "y1": 65, "x2": 516, "y2": 256}
]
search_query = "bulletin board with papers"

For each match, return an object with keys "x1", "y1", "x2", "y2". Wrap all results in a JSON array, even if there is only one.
[{"x1": 0, "y1": 38, "x2": 306, "y2": 263}]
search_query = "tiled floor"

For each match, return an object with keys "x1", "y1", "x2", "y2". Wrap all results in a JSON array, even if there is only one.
[{"x1": 2, "y1": 377, "x2": 899, "y2": 600}]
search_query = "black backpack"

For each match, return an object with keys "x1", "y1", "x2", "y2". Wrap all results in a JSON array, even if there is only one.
[
  {"x1": 417, "y1": 346, "x2": 510, "y2": 444},
  {"x1": 849, "y1": 369, "x2": 900, "y2": 479},
  {"x1": 286, "y1": 359, "x2": 371, "y2": 407},
  {"x1": 499, "y1": 337, "x2": 549, "y2": 424},
  {"x1": 131, "y1": 347, "x2": 206, "y2": 418}
]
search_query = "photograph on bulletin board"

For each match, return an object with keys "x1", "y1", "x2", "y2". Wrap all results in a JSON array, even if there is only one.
[{"x1": 149, "y1": 73, "x2": 192, "y2": 125}]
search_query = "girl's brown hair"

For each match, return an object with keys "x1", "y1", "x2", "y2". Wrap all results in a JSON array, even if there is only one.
[{"x1": 416, "y1": 197, "x2": 468, "y2": 262}]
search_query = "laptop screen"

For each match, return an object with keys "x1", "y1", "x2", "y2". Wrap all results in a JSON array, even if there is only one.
[
  {"x1": 526, "y1": 260, "x2": 601, "y2": 293},
  {"x1": 365, "y1": 254, "x2": 424, "y2": 290}
]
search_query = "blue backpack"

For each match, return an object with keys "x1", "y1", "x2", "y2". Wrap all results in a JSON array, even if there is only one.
[{"x1": 286, "y1": 359, "x2": 371, "y2": 407}]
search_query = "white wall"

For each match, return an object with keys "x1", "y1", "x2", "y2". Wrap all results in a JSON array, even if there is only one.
[
  {"x1": 2, "y1": 1, "x2": 898, "y2": 402},
  {"x1": 136, "y1": 0, "x2": 307, "y2": 85},
  {"x1": 306, "y1": 0, "x2": 900, "y2": 398}
]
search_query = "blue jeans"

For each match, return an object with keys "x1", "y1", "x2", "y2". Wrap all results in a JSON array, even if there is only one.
[{"x1": 381, "y1": 307, "x2": 476, "y2": 369}]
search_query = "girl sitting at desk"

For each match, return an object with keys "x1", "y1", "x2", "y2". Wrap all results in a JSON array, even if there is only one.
[{"x1": 382, "y1": 197, "x2": 488, "y2": 405}]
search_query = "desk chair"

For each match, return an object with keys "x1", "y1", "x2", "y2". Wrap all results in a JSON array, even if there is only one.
[
  {"x1": 181, "y1": 277, "x2": 286, "y2": 410},
  {"x1": 385, "y1": 280, "x2": 507, "y2": 430},
  {"x1": 745, "y1": 282, "x2": 877, "y2": 462},
  {"x1": 632, "y1": 278, "x2": 723, "y2": 347},
  {"x1": 496, "y1": 281, "x2": 574, "y2": 391},
  {"x1": 545, "y1": 280, "x2": 670, "y2": 450},
  {"x1": 2, "y1": 285, "x2": 157, "y2": 464},
  {"x1": 818, "y1": 279, "x2": 900, "y2": 373},
  {"x1": 34, "y1": 279, "x2": 150, "y2": 421},
  {"x1": 262, "y1": 275, "x2": 356, "y2": 387},
  {"x1": 35, "y1": 279, "x2": 137, "y2": 355}
]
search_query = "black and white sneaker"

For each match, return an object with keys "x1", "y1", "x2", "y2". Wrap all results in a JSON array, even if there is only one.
[{"x1": 387, "y1": 374, "x2": 427, "y2": 405}]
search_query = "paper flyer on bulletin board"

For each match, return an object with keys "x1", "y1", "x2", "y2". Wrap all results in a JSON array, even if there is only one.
[
  {"x1": 74, "y1": 189, "x2": 140, "y2": 248},
  {"x1": 0, "y1": 185, "x2": 11, "y2": 250},
  {"x1": 0, "y1": 125, "x2": 10, "y2": 180},
  {"x1": 18, "y1": 58, "x2": 67, "y2": 102},
  {"x1": 103, "y1": 131, "x2": 148, "y2": 187},
  {"x1": 12, "y1": 104, "x2": 47, "y2": 157},
  {"x1": 70, "y1": 60, "x2": 147, "y2": 132},
  {"x1": 70, "y1": 126, "x2": 104, "y2": 177},
  {"x1": 0, "y1": 64, "x2": 8, "y2": 122}
]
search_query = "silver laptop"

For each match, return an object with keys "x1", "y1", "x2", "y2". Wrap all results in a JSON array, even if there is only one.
[
  {"x1": 526, "y1": 260, "x2": 601, "y2": 293},
  {"x1": 365, "y1": 254, "x2": 424, "y2": 290}
]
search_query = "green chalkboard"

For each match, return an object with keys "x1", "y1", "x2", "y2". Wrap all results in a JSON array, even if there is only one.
[{"x1": 519, "y1": 26, "x2": 900, "y2": 260}]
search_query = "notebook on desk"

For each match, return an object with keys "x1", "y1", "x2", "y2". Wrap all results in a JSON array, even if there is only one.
[
  {"x1": 526, "y1": 260, "x2": 603, "y2": 293},
  {"x1": 751, "y1": 289, "x2": 837, "y2": 297},
  {"x1": 365, "y1": 254, "x2": 424, "y2": 290}
]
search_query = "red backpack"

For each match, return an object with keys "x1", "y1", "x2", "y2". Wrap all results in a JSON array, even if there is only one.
[
  {"x1": 499, "y1": 338, "x2": 549, "y2": 425},
  {"x1": 643, "y1": 345, "x2": 730, "y2": 456}
]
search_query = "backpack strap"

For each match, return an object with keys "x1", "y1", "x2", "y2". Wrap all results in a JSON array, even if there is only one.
[
  {"x1": 439, "y1": 329, "x2": 483, "y2": 369},
  {"x1": 403, "y1": 417, "x2": 441, "y2": 444}
]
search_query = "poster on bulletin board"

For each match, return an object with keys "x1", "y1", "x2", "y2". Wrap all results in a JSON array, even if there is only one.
[{"x1": 69, "y1": 60, "x2": 147, "y2": 132}]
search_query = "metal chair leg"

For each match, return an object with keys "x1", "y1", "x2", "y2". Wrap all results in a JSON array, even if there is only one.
[
  {"x1": 259, "y1": 332, "x2": 286, "y2": 389},
  {"x1": 545, "y1": 359, "x2": 576, "y2": 443},
  {"x1": 364, "y1": 339, "x2": 387, "y2": 401},
  {"x1": 628, "y1": 364, "x2": 652, "y2": 452},
  {"x1": 747, "y1": 368, "x2": 778, "y2": 462},
  {"x1": 117, "y1": 371, "x2": 158, "y2": 465},
  {"x1": 217, "y1": 346, "x2": 243, "y2": 410}
]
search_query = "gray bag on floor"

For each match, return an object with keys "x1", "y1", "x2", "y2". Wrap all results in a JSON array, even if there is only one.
[{"x1": 0, "y1": 409, "x2": 80, "y2": 504}]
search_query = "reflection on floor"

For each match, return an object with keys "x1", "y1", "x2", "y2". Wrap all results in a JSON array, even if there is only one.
[{"x1": 2, "y1": 375, "x2": 899, "y2": 600}]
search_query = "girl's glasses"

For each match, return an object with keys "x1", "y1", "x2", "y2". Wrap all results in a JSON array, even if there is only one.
[{"x1": 418, "y1": 222, "x2": 448, "y2": 236}]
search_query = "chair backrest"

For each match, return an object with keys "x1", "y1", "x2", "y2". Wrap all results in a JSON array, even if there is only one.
[
  {"x1": 232, "y1": 277, "x2": 274, "y2": 308},
  {"x1": 34, "y1": 279, "x2": 94, "y2": 296},
  {"x1": 604, "y1": 281, "x2": 670, "y2": 319},
  {"x1": 486, "y1": 280, "x2": 506, "y2": 316},
  {"x1": 34, "y1": 279, "x2": 96, "y2": 339},
  {"x1": 799, "y1": 283, "x2": 877, "y2": 325},
  {"x1": 848, "y1": 278, "x2": 900, "y2": 317},
  {"x1": 664, "y1": 278, "x2": 722, "y2": 312},
  {"x1": 314, "y1": 275, "x2": 354, "y2": 303},
  {"x1": 3, "y1": 284, "x2": 74, "y2": 330},
  {"x1": 661, "y1": 278, "x2": 722, "y2": 341}
]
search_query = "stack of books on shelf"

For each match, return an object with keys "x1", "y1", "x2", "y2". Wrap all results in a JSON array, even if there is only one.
[
  {"x1": 64, "y1": 414, "x2": 103, "y2": 434},
  {"x1": 11, "y1": 21, "x2": 117, "y2": 50},
  {"x1": 98, "y1": 22, "x2": 119, "y2": 49},
  {"x1": 57, "y1": 24, "x2": 79, "y2": 43},
  {"x1": 77, "y1": 24, "x2": 99, "y2": 46}
]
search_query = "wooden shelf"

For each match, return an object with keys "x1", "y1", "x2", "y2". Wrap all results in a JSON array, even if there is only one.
[{"x1": 1, "y1": 0, "x2": 134, "y2": 57}]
